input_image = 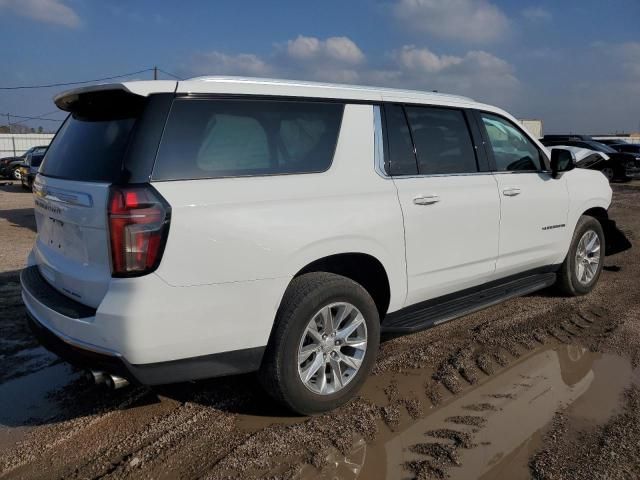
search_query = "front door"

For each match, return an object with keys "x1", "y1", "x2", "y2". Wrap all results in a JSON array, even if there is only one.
[{"x1": 476, "y1": 112, "x2": 569, "y2": 277}]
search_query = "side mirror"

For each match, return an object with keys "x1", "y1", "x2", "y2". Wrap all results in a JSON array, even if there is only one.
[{"x1": 550, "y1": 149, "x2": 576, "y2": 178}]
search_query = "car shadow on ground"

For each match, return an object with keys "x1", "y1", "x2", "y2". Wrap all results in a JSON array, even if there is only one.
[
  {"x1": 0, "y1": 183, "x2": 35, "y2": 233},
  {"x1": 155, "y1": 373, "x2": 299, "y2": 418},
  {"x1": 0, "y1": 183, "x2": 24, "y2": 192},
  {"x1": 0, "y1": 207, "x2": 36, "y2": 233}
]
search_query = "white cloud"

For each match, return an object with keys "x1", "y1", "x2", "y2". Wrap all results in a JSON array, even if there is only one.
[
  {"x1": 185, "y1": 36, "x2": 519, "y2": 107},
  {"x1": 0, "y1": 0, "x2": 80, "y2": 28},
  {"x1": 522, "y1": 6, "x2": 552, "y2": 22},
  {"x1": 396, "y1": 45, "x2": 462, "y2": 73},
  {"x1": 393, "y1": 0, "x2": 509, "y2": 43},
  {"x1": 191, "y1": 52, "x2": 273, "y2": 77},
  {"x1": 388, "y1": 46, "x2": 519, "y2": 104},
  {"x1": 286, "y1": 35, "x2": 365, "y2": 65},
  {"x1": 189, "y1": 36, "x2": 365, "y2": 84}
]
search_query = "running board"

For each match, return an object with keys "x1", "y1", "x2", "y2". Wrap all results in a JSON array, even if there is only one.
[{"x1": 381, "y1": 272, "x2": 557, "y2": 334}]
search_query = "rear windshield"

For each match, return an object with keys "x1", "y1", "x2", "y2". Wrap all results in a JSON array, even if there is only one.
[
  {"x1": 39, "y1": 115, "x2": 137, "y2": 182},
  {"x1": 40, "y1": 90, "x2": 146, "y2": 182},
  {"x1": 152, "y1": 99, "x2": 344, "y2": 181}
]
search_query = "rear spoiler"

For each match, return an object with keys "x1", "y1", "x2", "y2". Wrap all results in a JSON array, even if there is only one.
[{"x1": 54, "y1": 81, "x2": 178, "y2": 112}]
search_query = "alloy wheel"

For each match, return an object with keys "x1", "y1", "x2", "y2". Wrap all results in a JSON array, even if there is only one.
[
  {"x1": 297, "y1": 302, "x2": 368, "y2": 395},
  {"x1": 575, "y1": 229, "x2": 601, "y2": 285}
]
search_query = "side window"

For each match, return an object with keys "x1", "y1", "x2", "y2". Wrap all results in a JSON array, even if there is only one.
[
  {"x1": 480, "y1": 113, "x2": 544, "y2": 172},
  {"x1": 383, "y1": 104, "x2": 418, "y2": 176},
  {"x1": 405, "y1": 106, "x2": 478, "y2": 175},
  {"x1": 153, "y1": 99, "x2": 344, "y2": 180},
  {"x1": 196, "y1": 114, "x2": 270, "y2": 171}
]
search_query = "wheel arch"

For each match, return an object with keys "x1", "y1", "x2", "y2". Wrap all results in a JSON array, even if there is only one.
[
  {"x1": 293, "y1": 252, "x2": 392, "y2": 320},
  {"x1": 582, "y1": 206, "x2": 608, "y2": 222}
]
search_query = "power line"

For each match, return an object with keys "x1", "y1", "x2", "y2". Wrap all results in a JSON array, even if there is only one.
[
  {"x1": 0, "y1": 68, "x2": 154, "y2": 90},
  {"x1": 35, "y1": 110, "x2": 64, "y2": 118},
  {"x1": 157, "y1": 68, "x2": 183, "y2": 80},
  {"x1": 5, "y1": 113, "x2": 63, "y2": 122}
]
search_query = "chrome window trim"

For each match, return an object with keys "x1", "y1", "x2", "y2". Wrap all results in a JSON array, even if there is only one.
[
  {"x1": 373, "y1": 104, "x2": 545, "y2": 180},
  {"x1": 492, "y1": 170, "x2": 553, "y2": 175},
  {"x1": 374, "y1": 104, "x2": 494, "y2": 180},
  {"x1": 390, "y1": 172, "x2": 495, "y2": 179},
  {"x1": 373, "y1": 105, "x2": 389, "y2": 178}
]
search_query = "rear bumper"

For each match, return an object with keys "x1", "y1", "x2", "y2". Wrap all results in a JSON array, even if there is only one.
[{"x1": 21, "y1": 265, "x2": 267, "y2": 385}]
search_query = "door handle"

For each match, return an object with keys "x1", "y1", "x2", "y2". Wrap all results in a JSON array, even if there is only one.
[
  {"x1": 502, "y1": 187, "x2": 521, "y2": 197},
  {"x1": 413, "y1": 194, "x2": 440, "y2": 205}
]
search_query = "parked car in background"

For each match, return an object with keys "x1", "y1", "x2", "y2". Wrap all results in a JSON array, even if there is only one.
[
  {"x1": 0, "y1": 146, "x2": 48, "y2": 180},
  {"x1": 594, "y1": 138, "x2": 624, "y2": 146},
  {"x1": 609, "y1": 143, "x2": 640, "y2": 163},
  {"x1": 20, "y1": 149, "x2": 47, "y2": 190},
  {"x1": 22, "y1": 77, "x2": 627, "y2": 414},
  {"x1": 548, "y1": 145, "x2": 611, "y2": 173},
  {"x1": 543, "y1": 134, "x2": 593, "y2": 141},
  {"x1": 541, "y1": 138, "x2": 634, "y2": 181}
]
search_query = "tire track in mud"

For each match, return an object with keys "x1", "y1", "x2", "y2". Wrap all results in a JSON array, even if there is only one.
[
  {"x1": 147, "y1": 300, "x2": 624, "y2": 479},
  {"x1": 0, "y1": 379, "x2": 257, "y2": 480},
  {"x1": 398, "y1": 306, "x2": 621, "y2": 480},
  {"x1": 0, "y1": 388, "x2": 153, "y2": 477}
]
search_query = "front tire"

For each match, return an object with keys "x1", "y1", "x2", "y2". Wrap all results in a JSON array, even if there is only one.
[
  {"x1": 556, "y1": 216, "x2": 605, "y2": 296},
  {"x1": 259, "y1": 272, "x2": 380, "y2": 415}
]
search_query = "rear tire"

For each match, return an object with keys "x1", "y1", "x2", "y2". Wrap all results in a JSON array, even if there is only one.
[
  {"x1": 555, "y1": 216, "x2": 605, "y2": 296},
  {"x1": 259, "y1": 272, "x2": 380, "y2": 415}
]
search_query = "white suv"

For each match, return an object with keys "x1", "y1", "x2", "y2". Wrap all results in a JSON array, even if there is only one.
[{"x1": 22, "y1": 77, "x2": 627, "y2": 414}]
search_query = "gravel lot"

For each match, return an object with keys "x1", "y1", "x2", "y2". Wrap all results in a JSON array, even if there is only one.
[{"x1": 0, "y1": 180, "x2": 639, "y2": 480}]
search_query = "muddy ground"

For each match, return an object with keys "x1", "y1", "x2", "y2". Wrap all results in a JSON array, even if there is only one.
[{"x1": 0, "y1": 180, "x2": 639, "y2": 480}]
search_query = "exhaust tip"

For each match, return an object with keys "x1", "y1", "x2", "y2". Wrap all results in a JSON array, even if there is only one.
[
  {"x1": 105, "y1": 374, "x2": 130, "y2": 390},
  {"x1": 89, "y1": 370, "x2": 107, "y2": 385}
]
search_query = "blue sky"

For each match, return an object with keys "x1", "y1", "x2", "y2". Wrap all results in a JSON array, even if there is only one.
[{"x1": 1, "y1": 0, "x2": 639, "y2": 133}]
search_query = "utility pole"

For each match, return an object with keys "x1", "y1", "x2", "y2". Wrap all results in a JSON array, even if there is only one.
[
  {"x1": 153, "y1": 66, "x2": 158, "y2": 80},
  {"x1": 6, "y1": 113, "x2": 11, "y2": 134}
]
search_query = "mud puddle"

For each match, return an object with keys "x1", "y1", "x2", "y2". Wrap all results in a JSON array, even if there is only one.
[
  {"x1": 0, "y1": 358, "x2": 79, "y2": 450},
  {"x1": 293, "y1": 344, "x2": 635, "y2": 479}
]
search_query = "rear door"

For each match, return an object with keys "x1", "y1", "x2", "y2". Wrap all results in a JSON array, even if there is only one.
[
  {"x1": 385, "y1": 104, "x2": 501, "y2": 305},
  {"x1": 475, "y1": 111, "x2": 569, "y2": 277},
  {"x1": 32, "y1": 90, "x2": 159, "y2": 308}
]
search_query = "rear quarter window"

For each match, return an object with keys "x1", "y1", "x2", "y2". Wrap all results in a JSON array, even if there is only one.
[{"x1": 152, "y1": 99, "x2": 344, "y2": 180}]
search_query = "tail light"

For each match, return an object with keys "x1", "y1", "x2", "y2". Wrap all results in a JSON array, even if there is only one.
[{"x1": 108, "y1": 184, "x2": 171, "y2": 277}]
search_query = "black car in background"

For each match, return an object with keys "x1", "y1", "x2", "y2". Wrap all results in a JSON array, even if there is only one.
[
  {"x1": 595, "y1": 138, "x2": 624, "y2": 146},
  {"x1": 20, "y1": 149, "x2": 47, "y2": 190},
  {"x1": 541, "y1": 136, "x2": 635, "y2": 181},
  {"x1": 0, "y1": 146, "x2": 48, "y2": 180},
  {"x1": 609, "y1": 143, "x2": 640, "y2": 161}
]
